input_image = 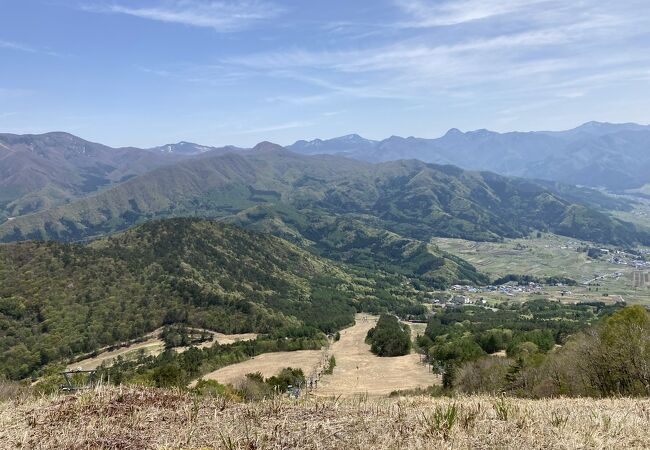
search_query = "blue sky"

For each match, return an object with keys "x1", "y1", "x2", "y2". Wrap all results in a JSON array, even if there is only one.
[{"x1": 1, "y1": 0, "x2": 650, "y2": 147}]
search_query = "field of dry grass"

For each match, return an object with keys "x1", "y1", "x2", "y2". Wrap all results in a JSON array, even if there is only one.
[
  {"x1": 316, "y1": 315, "x2": 438, "y2": 396},
  {"x1": 193, "y1": 315, "x2": 437, "y2": 396},
  {"x1": 69, "y1": 330, "x2": 257, "y2": 371},
  {"x1": 195, "y1": 350, "x2": 324, "y2": 387},
  {"x1": 2, "y1": 385, "x2": 649, "y2": 449}
]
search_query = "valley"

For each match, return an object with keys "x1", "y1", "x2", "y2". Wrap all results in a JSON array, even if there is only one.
[
  {"x1": 435, "y1": 233, "x2": 650, "y2": 305},
  {"x1": 3, "y1": 1, "x2": 650, "y2": 446}
]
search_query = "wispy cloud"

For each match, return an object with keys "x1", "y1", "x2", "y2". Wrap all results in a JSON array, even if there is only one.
[
  {"x1": 0, "y1": 40, "x2": 62, "y2": 56},
  {"x1": 221, "y1": 0, "x2": 650, "y2": 104},
  {"x1": 242, "y1": 120, "x2": 313, "y2": 134},
  {"x1": 86, "y1": 0, "x2": 285, "y2": 32},
  {"x1": 393, "y1": 0, "x2": 552, "y2": 27}
]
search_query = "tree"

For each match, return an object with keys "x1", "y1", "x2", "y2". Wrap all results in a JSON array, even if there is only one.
[{"x1": 366, "y1": 315, "x2": 411, "y2": 357}]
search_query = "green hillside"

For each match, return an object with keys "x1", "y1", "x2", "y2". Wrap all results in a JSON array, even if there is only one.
[
  {"x1": 230, "y1": 207, "x2": 489, "y2": 287},
  {"x1": 2, "y1": 149, "x2": 646, "y2": 249},
  {"x1": 0, "y1": 219, "x2": 359, "y2": 380}
]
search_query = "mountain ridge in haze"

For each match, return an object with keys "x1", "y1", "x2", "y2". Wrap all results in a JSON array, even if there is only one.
[
  {"x1": 1, "y1": 145, "x2": 645, "y2": 249},
  {"x1": 288, "y1": 121, "x2": 650, "y2": 190}
]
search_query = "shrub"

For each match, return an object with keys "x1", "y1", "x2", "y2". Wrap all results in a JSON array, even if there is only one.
[
  {"x1": 454, "y1": 357, "x2": 511, "y2": 394},
  {"x1": 323, "y1": 356, "x2": 336, "y2": 375}
]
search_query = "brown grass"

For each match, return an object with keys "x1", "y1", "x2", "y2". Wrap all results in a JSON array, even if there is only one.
[
  {"x1": 2, "y1": 385, "x2": 649, "y2": 449},
  {"x1": 69, "y1": 330, "x2": 258, "y2": 371},
  {"x1": 192, "y1": 315, "x2": 437, "y2": 395},
  {"x1": 316, "y1": 315, "x2": 439, "y2": 397},
  {"x1": 195, "y1": 350, "x2": 324, "y2": 386}
]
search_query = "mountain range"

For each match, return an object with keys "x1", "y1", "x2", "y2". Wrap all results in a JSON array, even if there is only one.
[
  {"x1": 1, "y1": 139, "x2": 646, "y2": 247},
  {"x1": 2, "y1": 126, "x2": 650, "y2": 380},
  {"x1": 0, "y1": 132, "x2": 234, "y2": 221},
  {"x1": 289, "y1": 122, "x2": 650, "y2": 190},
  {"x1": 2, "y1": 121, "x2": 646, "y2": 224},
  {"x1": 1, "y1": 126, "x2": 649, "y2": 288}
]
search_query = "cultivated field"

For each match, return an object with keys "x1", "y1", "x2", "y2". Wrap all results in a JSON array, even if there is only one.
[
  {"x1": 435, "y1": 234, "x2": 649, "y2": 305},
  {"x1": 316, "y1": 315, "x2": 438, "y2": 397},
  {"x1": 69, "y1": 329, "x2": 257, "y2": 371},
  {"x1": 2, "y1": 385, "x2": 649, "y2": 449}
]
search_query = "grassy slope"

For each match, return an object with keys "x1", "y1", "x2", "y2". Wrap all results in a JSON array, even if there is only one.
[{"x1": 1, "y1": 386, "x2": 648, "y2": 449}]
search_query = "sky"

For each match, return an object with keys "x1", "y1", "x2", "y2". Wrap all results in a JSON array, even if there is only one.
[{"x1": 1, "y1": 0, "x2": 650, "y2": 148}]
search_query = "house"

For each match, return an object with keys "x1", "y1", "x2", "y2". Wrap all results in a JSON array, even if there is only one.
[{"x1": 451, "y1": 295, "x2": 473, "y2": 305}]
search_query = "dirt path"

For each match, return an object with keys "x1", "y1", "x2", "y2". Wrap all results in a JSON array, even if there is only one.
[{"x1": 315, "y1": 314, "x2": 439, "y2": 397}]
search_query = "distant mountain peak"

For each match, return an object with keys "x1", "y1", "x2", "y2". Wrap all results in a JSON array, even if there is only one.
[
  {"x1": 569, "y1": 121, "x2": 648, "y2": 134},
  {"x1": 152, "y1": 141, "x2": 213, "y2": 155},
  {"x1": 252, "y1": 141, "x2": 284, "y2": 152},
  {"x1": 444, "y1": 128, "x2": 463, "y2": 136},
  {"x1": 338, "y1": 133, "x2": 365, "y2": 140}
]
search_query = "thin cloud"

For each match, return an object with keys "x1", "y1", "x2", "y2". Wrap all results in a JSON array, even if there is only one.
[
  {"x1": 85, "y1": 1, "x2": 285, "y2": 32},
  {"x1": 242, "y1": 120, "x2": 313, "y2": 134},
  {"x1": 0, "y1": 40, "x2": 62, "y2": 57},
  {"x1": 393, "y1": 0, "x2": 552, "y2": 27},
  {"x1": 221, "y1": 0, "x2": 650, "y2": 103}
]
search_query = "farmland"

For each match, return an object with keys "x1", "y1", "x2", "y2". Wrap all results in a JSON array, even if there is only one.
[{"x1": 435, "y1": 233, "x2": 650, "y2": 305}]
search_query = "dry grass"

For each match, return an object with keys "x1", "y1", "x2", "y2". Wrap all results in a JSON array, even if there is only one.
[
  {"x1": 195, "y1": 350, "x2": 324, "y2": 387},
  {"x1": 2, "y1": 385, "x2": 649, "y2": 449},
  {"x1": 316, "y1": 315, "x2": 438, "y2": 396},
  {"x1": 193, "y1": 315, "x2": 437, "y2": 396},
  {"x1": 70, "y1": 330, "x2": 258, "y2": 371}
]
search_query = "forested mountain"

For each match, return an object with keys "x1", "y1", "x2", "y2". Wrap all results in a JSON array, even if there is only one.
[
  {"x1": 0, "y1": 132, "x2": 190, "y2": 221},
  {"x1": 289, "y1": 122, "x2": 650, "y2": 190},
  {"x1": 0, "y1": 218, "x2": 361, "y2": 380},
  {"x1": 1, "y1": 145, "x2": 647, "y2": 249}
]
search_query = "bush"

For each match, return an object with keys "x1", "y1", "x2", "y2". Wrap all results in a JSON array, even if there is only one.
[
  {"x1": 324, "y1": 356, "x2": 336, "y2": 375},
  {"x1": 238, "y1": 368, "x2": 306, "y2": 400},
  {"x1": 192, "y1": 379, "x2": 239, "y2": 400},
  {"x1": 518, "y1": 306, "x2": 650, "y2": 398},
  {"x1": 454, "y1": 357, "x2": 511, "y2": 394}
]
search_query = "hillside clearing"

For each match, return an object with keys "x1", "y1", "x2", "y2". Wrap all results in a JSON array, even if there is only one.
[
  {"x1": 69, "y1": 330, "x2": 258, "y2": 371},
  {"x1": 194, "y1": 350, "x2": 324, "y2": 387},
  {"x1": 2, "y1": 386, "x2": 648, "y2": 449},
  {"x1": 192, "y1": 315, "x2": 437, "y2": 396},
  {"x1": 316, "y1": 315, "x2": 438, "y2": 397}
]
